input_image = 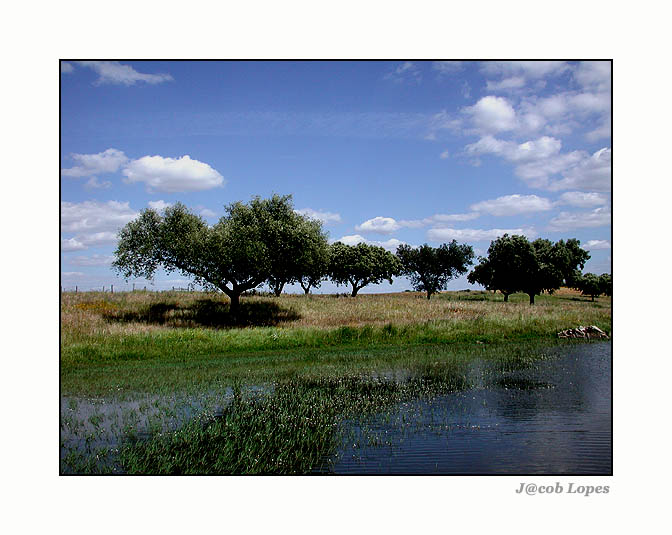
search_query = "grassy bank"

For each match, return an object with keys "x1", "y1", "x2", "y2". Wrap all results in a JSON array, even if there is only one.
[{"x1": 61, "y1": 288, "x2": 610, "y2": 395}]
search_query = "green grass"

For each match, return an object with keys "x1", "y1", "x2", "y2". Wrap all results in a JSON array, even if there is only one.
[{"x1": 60, "y1": 288, "x2": 611, "y2": 474}]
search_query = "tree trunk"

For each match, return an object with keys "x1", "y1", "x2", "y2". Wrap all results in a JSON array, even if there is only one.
[
  {"x1": 351, "y1": 285, "x2": 359, "y2": 297},
  {"x1": 427, "y1": 292, "x2": 431, "y2": 300},
  {"x1": 528, "y1": 293, "x2": 535, "y2": 305},
  {"x1": 503, "y1": 293, "x2": 509, "y2": 302},
  {"x1": 304, "y1": 287, "x2": 310, "y2": 295},
  {"x1": 591, "y1": 295, "x2": 595, "y2": 302},
  {"x1": 229, "y1": 292, "x2": 240, "y2": 314},
  {"x1": 272, "y1": 281, "x2": 285, "y2": 297}
]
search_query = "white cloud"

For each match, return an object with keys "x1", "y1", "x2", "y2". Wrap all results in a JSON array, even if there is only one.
[
  {"x1": 399, "y1": 213, "x2": 480, "y2": 228},
  {"x1": 61, "y1": 238, "x2": 86, "y2": 252},
  {"x1": 295, "y1": 208, "x2": 342, "y2": 224},
  {"x1": 76, "y1": 61, "x2": 173, "y2": 86},
  {"x1": 122, "y1": 155, "x2": 225, "y2": 193},
  {"x1": 148, "y1": 200, "x2": 172, "y2": 212},
  {"x1": 548, "y1": 207, "x2": 611, "y2": 231},
  {"x1": 439, "y1": 150, "x2": 450, "y2": 159},
  {"x1": 61, "y1": 148, "x2": 128, "y2": 178},
  {"x1": 486, "y1": 76, "x2": 526, "y2": 92},
  {"x1": 61, "y1": 200, "x2": 138, "y2": 251},
  {"x1": 546, "y1": 148, "x2": 611, "y2": 192},
  {"x1": 464, "y1": 96, "x2": 517, "y2": 134},
  {"x1": 61, "y1": 200, "x2": 137, "y2": 233},
  {"x1": 199, "y1": 208, "x2": 217, "y2": 218},
  {"x1": 470, "y1": 194, "x2": 553, "y2": 216},
  {"x1": 68, "y1": 255, "x2": 115, "y2": 266},
  {"x1": 480, "y1": 61, "x2": 570, "y2": 80},
  {"x1": 355, "y1": 216, "x2": 401, "y2": 234},
  {"x1": 582, "y1": 240, "x2": 611, "y2": 250},
  {"x1": 557, "y1": 191, "x2": 608, "y2": 208},
  {"x1": 428, "y1": 227, "x2": 535, "y2": 242},
  {"x1": 384, "y1": 62, "x2": 421, "y2": 84},
  {"x1": 61, "y1": 62, "x2": 74, "y2": 73},
  {"x1": 335, "y1": 234, "x2": 405, "y2": 251},
  {"x1": 84, "y1": 177, "x2": 111, "y2": 190},
  {"x1": 573, "y1": 61, "x2": 611, "y2": 91},
  {"x1": 465, "y1": 135, "x2": 562, "y2": 162}
]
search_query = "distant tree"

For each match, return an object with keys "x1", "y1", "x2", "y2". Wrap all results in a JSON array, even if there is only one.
[
  {"x1": 467, "y1": 234, "x2": 590, "y2": 304},
  {"x1": 396, "y1": 241, "x2": 474, "y2": 299},
  {"x1": 328, "y1": 242, "x2": 401, "y2": 297},
  {"x1": 113, "y1": 195, "x2": 325, "y2": 313},
  {"x1": 598, "y1": 273, "x2": 612, "y2": 297},
  {"x1": 575, "y1": 273, "x2": 602, "y2": 301}
]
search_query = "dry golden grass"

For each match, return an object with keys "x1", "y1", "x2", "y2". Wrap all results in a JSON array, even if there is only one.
[{"x1": 61, "y1": 287, "x2": 610, "y2": 341}]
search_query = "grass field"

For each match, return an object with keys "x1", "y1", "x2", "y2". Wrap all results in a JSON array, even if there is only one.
[{"x1": 60, "y1": 288, "x2": 611, "y2": 474}]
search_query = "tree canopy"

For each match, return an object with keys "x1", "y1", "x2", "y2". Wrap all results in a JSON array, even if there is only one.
[
  {"x1": 328, "y1": 242, "x2": 401, "y2": 296},
  {"x1": 575, "y1": 272, "x2": 612, "y2": 301},
  {"x1": 396, "y1": 241, "x2": 474, "y2": 299},
  {"x1": 112, "y1": 194, "x2": 328, "y2": 311},
  {"x1": 467, "y1": 234, "x2": 591, "y2": 304}
]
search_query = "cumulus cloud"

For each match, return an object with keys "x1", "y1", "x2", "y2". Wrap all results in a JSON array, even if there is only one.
[
  {"x1": 76, "y1": 61, "x2": 173, "y2": 86},
  {"x1": 148, "y1": 200, "x2": 172, "y2": 212},
  {"x1": 557, "y1": 191, "x2": 608, "y2": 208},
  {"x1": 470, "y1": 194, "x2": 553, "y2": 216},
  {"x1": 486, "y1": 76, "x2": 526, "y2": 92},
  {"x1": 122, "y1": 155, "x2": 225, "y2": 193},
  {"x1": 427, "y1": 227, "x2": 535, "y2": 242},
  {"x1": 465, "y1": 135, "x2": 562, "y2": 162},
  {"x1": 384, "y1": 62, "x2": 421, "y2": 84},
  {"x1": 61, "y1": 148, "x2": 129, "y2": 178},
  {"x1": 582, "y1": 240, "x2": 611, "y2": 250},
  {"x1": 61, "y1": 238, "x2": 86, "y2": 252},
  {"x1": 464, "y1": 96, "x2": 517, "y2": 134},
  {"x1": 335, "y1": 235, "x2": 406, "y2": 251},
  {"x1": 62, "y1": 272, "x2": 85, "y2": 278},
  {"x1": 61, "y1": 62, "x2": 74, "y2": 73},
  {"x1": 480, "y1": 61, "x2": 570, "y2": 80},
  {"x1": 547, "y1": 207, "x2": 611, "y2": 231},
  {"x1": 355, "y1": 216, "x2": 401, "y2": 234},
  {"x1": 546, "y1": 148, "x2": 611, "y2": 192},
  {"x1": 295, "y1": 208, "x2": 342, "y2": 224},
  {"x1": 573, "y1": 61, "x2": 611, "y2": 92}
]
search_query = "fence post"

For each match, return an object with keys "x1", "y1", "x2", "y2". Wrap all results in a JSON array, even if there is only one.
[
  {"x1": 103, "y1": 286, "x2": 105, "y2": 292},
  {"x1": 75, "y1": 286, "x2": 78, "y2": 293},
  {"x1": 111, "y1": 284, "x2": 114, "y2": 294},
  {"x1": 132, "y1": 283, "x2": 135, "y2": 292}
]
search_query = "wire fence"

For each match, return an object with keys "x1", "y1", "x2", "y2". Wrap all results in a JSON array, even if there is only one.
[{"x1": 59, "y1": 284, "x2": 200, "y2": 293}]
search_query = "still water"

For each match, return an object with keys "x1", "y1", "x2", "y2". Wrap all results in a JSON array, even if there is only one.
[{"x1": 320, "y1": 342, "x2": 611, "y2": 475}]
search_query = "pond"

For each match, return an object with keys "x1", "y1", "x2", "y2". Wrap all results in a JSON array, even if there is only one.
[{"x1": 317, "y1": 341, "x2": 611, "y2": 474}]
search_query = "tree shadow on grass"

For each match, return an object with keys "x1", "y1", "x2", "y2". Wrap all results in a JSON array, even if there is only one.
[{"x1": 103, "y1": 299, "x2": 301, "y2": 328}]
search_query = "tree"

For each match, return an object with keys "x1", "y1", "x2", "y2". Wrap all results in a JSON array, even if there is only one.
[
  {"x1": 265, "y1": 214, "x2": 330, "y2": 297},
  {"x1": 396, "y1": 241, "x2": 474, "y2": 299},
  {"x1": 328, "y1": 242, "x2": 401, "y2": 296},
  {"x1": 296, "y1": 224, "x2": 330, "y2": 295},
  {"x1": 575, "y1": 273, "x2": 602, "y2": 301},
  {"x1": 113, "y1": 194, "x2": 327, "y2": 313},
  {"x1": 467, "y1": 234, "x2": 590, "y2": 305},
  {"x1": 598, "y1": 273, "x2": 612, "y2": 297}
]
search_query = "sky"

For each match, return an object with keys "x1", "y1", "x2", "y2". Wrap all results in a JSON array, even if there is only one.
[{"x1": 60, "y1": 60, "x2": 611, "y2": 293}]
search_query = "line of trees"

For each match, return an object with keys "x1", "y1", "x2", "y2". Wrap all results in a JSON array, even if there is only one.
[{"x1": 113, "y1": 195, "x2": 607, "y2": 311}]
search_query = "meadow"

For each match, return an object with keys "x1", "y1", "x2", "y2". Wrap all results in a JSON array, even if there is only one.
[{"x1": 60, "y1": 288, "x2": 611, "y2": 474}]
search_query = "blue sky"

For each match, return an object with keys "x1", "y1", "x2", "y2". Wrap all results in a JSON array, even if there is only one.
[{"x1": 60, "y1": 60, "x2": 611, "y2": 293}]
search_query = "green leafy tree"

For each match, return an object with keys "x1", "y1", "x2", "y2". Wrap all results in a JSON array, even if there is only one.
[
  {"x1": 598, "y1": 273, "x2": 612, "y2": 297},
  {"x1": 467, "y1": 234, "x2": 589, "y2": 304},
  {"x1": 265, "y1": 215, "x2": 330, "y2": 297},
  {"x1": 328, "y1": 242, "x2": 401, "y2": 296},
  {"x1": 575, "y1": 273, "x2": 602, "y2": 301},
  {"x1": 296, "y1": 224, "x2": 330, "y2": 295},
  {"x1": 113, "y1": 195, "x2": 326, "y2": 313},
  {"x1": 396, "y1": 241, "x2": 474, "y2": 299}
]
